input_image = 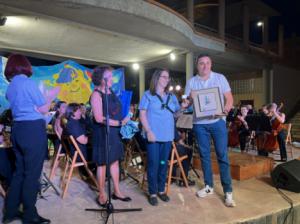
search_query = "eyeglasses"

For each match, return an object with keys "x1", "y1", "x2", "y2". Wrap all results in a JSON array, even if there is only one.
[{"x1": 160, "y1": 75, "x2": 170, "y2": 80}]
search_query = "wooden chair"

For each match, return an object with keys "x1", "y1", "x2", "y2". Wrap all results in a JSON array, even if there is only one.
[
  {"x1": 60, "y1": 135, "x2": 98, "y2": 199},
  {"x1": 49, "y1": 130, "x2": 66, "y2": 181},
  {"x1": 141, "y1": 142, "x2": 189, "y2": 194},
  {"x1": 165, "y1": 142, "x2": 189, "y2": 195}
]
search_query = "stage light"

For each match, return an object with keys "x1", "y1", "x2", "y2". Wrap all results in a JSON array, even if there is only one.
[
  {"x1": 175, "y1": 85, "x2": 181, "y2": 91},
  {"x1": 169, "y1": 86, "x2": 174, "y2": 91},
  {"x1": 257, "y1": 21, "x2": 263, "y2": 27},
  {"x1": 0, "y1": 16, "x2": 7, "y2": 26},
  {"x1": 132, "y1": 63, "x2": 140, "y2": 71},
  {"x1": 170, "y1": 53, "x2": 176, "y2": 61},
  {"x1": 5, "y1": 16, "x2": 24, "y2": 27}
]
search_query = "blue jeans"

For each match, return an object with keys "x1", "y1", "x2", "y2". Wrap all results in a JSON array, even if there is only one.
[
  {"x1": 193, "y1": 119, "x2": 232, "y2": 193},
  {"x1": 146, "y1": 141, "x2": 172, "y2": 195}
]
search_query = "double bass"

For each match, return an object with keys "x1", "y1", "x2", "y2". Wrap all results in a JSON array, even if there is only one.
[
  {"x1": 228, "y1": 106, "x2": 241, "y2": 147},
  {"x1": 257, "y1": 103, "x2": 284, "y2": 152}
]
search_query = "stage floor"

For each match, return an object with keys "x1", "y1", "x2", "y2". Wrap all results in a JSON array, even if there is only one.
[{"x1": 1, "y1": 148, "x2": 300, "y2": 224}]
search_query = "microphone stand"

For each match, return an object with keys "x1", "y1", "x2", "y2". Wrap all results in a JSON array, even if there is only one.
[{"x1": 86, "y1": 79, "x2": 142, "y2": 224}]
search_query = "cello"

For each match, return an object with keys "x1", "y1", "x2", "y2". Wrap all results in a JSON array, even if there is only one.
[
  {"x1": 228, "y1": 106, "x2": 241, "y2": 147},
  {"x1": 257, "y1": 103, "x2": 284, "y2": 152}
]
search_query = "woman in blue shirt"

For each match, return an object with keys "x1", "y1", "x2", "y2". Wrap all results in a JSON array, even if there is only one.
[
  {"x1": 139, "y1": 69, "x2": 188, "y2": 206},
  {"x1": 3, "y1": 54, "x2": 59, "y2": 224}
]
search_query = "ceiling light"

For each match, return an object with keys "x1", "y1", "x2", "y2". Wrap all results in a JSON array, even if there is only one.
[
  {"x1": 5, "y1": 16, "x2": 25, "y2": 27},
  {"x1": 132, "y1": 63, "x2": 140, "y2": 71},
  {"x1": 175, "y1": 85, "x2": 181, "y2": 91},
  {"x1": 170, "y1": 53, "x2": 176, "y2": 61},
  {"x1": 257, "y1": 21, "x2": 263, "y2": 27},
  {"x1": 169, "y1": 86, "x2": 174, "y2": 91}
]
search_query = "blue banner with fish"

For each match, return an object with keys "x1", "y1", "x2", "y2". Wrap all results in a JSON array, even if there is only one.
[{"x1": 0, "y1": 57, "x2": 130, "y2": 117}]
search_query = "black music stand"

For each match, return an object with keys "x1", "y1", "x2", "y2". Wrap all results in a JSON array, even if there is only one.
[
  {"x1": 244, "y1": 114, "x2": 272, "y2": 151},
  {"x1": 246, "y1": 114, "x2": 272, "y2": 133},
  {"x1": 38, "y1": 172, "x2": 60, "y2": 199},
  {"x1": 85, "y1": 80, "x2": 142, "y2": 224}
]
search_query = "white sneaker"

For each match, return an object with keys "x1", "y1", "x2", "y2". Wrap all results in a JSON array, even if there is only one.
[
  {"x1": 196, "y1": 185, "x2": 214, "y2": 198},
  {"x1": 224, "y1": 192, "x2": 236, "y2": 207}
]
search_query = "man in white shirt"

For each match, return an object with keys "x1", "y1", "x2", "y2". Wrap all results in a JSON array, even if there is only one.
[{"x1": 185, "y1": 54, "x2": 236, "y2": 207}]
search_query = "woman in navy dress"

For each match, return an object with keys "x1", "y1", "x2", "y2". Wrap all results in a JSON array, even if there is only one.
[{"x1": 90, "y1": 65, "x2": 131, "y2": 206}]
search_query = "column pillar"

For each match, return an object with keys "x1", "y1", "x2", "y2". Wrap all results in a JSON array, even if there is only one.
[
  {"x1": 187, "y1": 0, "x2": 194, "y2": 26},
  {"x1": 243, "y1": 2, "x2": 249, "y2": 48},
  {"x1": 278, "y1": 24, "x2": 284, "y2": 57},
  {"x1": 186, "y1": 52, "x2": 194, "y2": 83},
  {"x1": 218, "y1": 0, "x2": 225, "y2": 39},
  {"x1": 262, "y1": 68, "x2": 272, "y2": 104},
  {"x1": 139, "y1": 65, "x2": 145, "y2": 100},
  {"x1": 263, "y1": 16, "x2": 269, "y2": 51}
]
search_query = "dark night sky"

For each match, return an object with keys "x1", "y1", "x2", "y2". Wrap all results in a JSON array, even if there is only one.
[{"x1": 262, "y1": 0, "x2": 300, "y2": 39}]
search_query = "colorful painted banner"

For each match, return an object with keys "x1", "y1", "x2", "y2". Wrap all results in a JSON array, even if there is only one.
[{"x1": 0, "y1": 57, "x2": 130, "y2": 117}]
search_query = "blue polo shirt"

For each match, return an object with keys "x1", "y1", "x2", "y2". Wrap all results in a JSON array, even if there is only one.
[
  {"x1": 6, "y1": 74, "x2": 46, "y2": 121},
  {"x1": 139, "y1": 90, "x2": 180, "y2": 142}
]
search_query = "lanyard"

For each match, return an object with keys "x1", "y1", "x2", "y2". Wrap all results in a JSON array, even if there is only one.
[{"x1": 155, "y1": 93, "x2": 174, "y2": 114}]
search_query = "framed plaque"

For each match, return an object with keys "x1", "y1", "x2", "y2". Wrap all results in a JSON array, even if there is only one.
[{"x1": 191, "y1": 87, "x2": 224, "y2": 118}]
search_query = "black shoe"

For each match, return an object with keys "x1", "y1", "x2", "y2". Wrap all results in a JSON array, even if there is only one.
[
  {"x1": 23, "y1": 215, "x2": 51, "y2": 224},
  {"x1": 2, "y1": 211, "x2": 23, "y2": 224},
  {"x1": 148, "y1": 195, "x2": 158, "y2": 206},
  {"x1": 95, "y1": 198, "x2": 107, "y2": 207},
  {"x1": 157, "y1": 193, "x2": 170, "y2": 202},
  {"x1": 112, "y1": 193, "x2": 132, "y2": 202},
  {"x1": 188, "y1": 179, "x2": 196, "y2": 186},
  {"x1": 178, "y1": 179, "x2": 196, "y2": 187}
]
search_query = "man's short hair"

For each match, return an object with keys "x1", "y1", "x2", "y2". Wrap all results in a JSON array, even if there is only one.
[{"x1": 196, "y1": 54, "x2": 211, "y2": 64}]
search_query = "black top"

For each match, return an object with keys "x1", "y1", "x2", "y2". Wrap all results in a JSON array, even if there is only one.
[{"x1": 65, "y1": 117, "x2": 87, "y2": 159}]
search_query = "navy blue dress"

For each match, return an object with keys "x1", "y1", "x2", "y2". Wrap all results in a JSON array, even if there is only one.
[{"x1": 92, "y1": 90, "x2": 124, "y2": 166}]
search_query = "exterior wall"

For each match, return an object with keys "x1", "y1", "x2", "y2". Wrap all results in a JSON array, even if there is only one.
[
  {"x1": 229, "y1": 78, "x2": 263, "y2": 109},
  {"x1": 273, "y1": 64, "x2": 300, "y2": 115},
  {"x1": 233, "y1": 93, "x2": 263, "y2": 110}
]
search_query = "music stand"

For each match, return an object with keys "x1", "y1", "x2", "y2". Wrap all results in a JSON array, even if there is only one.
[
  {"x1": 244, "y1": 114, "x2": 272, "y2": 151},
  {"x1": 38, "y1": 172, "x2": 60, "y2": 199},
  {"x1": 85, "y1": 80, "x2": 142, "y2": 224},
  {"x1": 245, "y1": 114, "x2": 272, "y2": 133}
]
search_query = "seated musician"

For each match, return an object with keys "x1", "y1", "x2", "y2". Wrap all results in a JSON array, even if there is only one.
[
  {"x1": 173, "y1": 129, "x2": 195, "y2": 186},
  {"x1": 64, "y1": 103, "x2": 88, "y2": 159},
  {"x1": 268, "y1": 103, "x2": 287, "y2": 161},
  {"x1": 0, "y1": 123, "x2": 15, "y2": 191},
  {"x1": 52, "y1": 101, "x2": 67, "y2": 152},
  {"x1": 236, "y1": 105, "x2": 250, "y2": 152},
  {"x1": 257, "y1": 103, "x2": 287, "y2": 161}
]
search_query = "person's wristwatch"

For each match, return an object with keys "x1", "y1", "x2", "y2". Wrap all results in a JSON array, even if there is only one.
[{"x1": 118, "y1": 120, "x2": 122, "y2": 126}]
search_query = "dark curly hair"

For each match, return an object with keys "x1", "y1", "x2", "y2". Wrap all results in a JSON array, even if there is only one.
[
  {"x1": 92, "y1": 65, "x2": 113, "y2": 86},
  {"x1": 65, "y1": 103, "x2": 81, "y2": 120}
]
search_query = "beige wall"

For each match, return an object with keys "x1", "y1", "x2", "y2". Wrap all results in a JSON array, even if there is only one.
[
  {"x1": 229, "y1": 77, "x2": 263, "y2": 110},
  {"x1": 233, "y1": 93, "x2": 263, "y2": 109}
]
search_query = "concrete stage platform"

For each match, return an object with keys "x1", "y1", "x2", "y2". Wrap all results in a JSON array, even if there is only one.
[{"x1": 1, "y1": 155, "x2": 300, "y2": 224}]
